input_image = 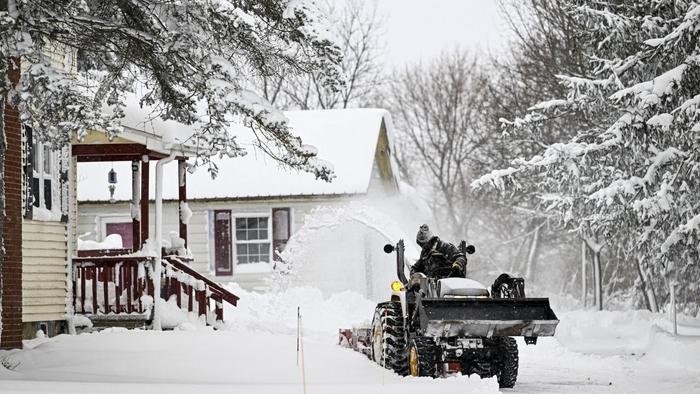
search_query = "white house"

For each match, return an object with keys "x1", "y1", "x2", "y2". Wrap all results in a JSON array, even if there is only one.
[{"x1": 76, "y1": 109, "x2": 419, "y2": 295}]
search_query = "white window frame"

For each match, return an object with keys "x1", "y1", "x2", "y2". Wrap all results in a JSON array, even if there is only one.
[
  {"x1": 233, "y1": 211, "x2": 272, "y2": 265},
  {"x1": 98, "y1": 215, "x2": 133, "y2": 243},
  {"x1": 31, "y1": 140, "x2": 60, "y2": 218}
]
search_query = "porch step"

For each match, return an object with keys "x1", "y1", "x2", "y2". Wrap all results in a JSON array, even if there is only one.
[{"x1": 88, "y1": 313, "x2": 150, "y2": 331}]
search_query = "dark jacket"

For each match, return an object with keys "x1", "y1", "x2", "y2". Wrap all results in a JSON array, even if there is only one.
[{"x1": 410, "y1": 236, "x2": 467, "y2": 278}]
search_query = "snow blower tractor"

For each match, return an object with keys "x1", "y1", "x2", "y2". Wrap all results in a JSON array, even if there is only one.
[{"x1": 341, "y1": 239, "x2": 559, "y2": 388}]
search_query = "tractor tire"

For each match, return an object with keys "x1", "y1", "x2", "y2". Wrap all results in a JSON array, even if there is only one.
[
  {"x1": 408, "y1": 337, "x2": 439, "y2": 377},
  {"x1": 495, "y1": 337, "x2": 519, "y2": 388},
  {"x1": 371, "y1": 302, "x2": 408, "y2": 375}
]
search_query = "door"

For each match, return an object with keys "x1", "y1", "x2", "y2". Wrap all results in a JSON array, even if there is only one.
[
  {"x1": 105, "y1": 222, "x2": 134, "y2": 249},
  {"x1": 214, "y1": 210, "x2": 232, "y2": 276}
]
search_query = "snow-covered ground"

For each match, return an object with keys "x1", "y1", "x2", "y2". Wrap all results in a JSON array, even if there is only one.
[{"x1": 1, "y1": 286, "x2": 699, "y2": 393}]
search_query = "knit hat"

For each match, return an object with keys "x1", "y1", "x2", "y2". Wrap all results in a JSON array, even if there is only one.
[{"x1": 416, "y1": 224, "x2": 433, "y2": 246}]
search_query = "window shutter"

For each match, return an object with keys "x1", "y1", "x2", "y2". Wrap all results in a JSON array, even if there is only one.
[
  {"x1": 23, "y1": 125, "x2": 33, "y2": 219},
  {"x1": 59, "y1": 146, "x2": 69, "y2": 223},
  {"x1": 272, "y1": 208, "x2": 291, "y2": 261}
]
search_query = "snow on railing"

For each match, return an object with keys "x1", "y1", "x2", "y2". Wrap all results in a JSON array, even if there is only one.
[
  {"x1": 162, "y1": 255, "x2": 239, "y2": 323},
  {"x1": 72, "y1": 254, "x2": 239, "y2": 326},
  {"x1": 73, "y1": 255, "x2": 153, "y2": 315}
]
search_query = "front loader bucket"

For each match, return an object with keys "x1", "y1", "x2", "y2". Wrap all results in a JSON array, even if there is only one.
[{"x1": 419, "y1": 298, "x2": 559, "y2": 338}]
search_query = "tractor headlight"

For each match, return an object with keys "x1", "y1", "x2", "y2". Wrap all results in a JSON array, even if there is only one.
[{"x1": 391, "y1": 281, "x2": 403, "y2": 292}]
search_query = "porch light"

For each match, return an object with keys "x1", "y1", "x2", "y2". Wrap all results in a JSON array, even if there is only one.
[{"x1": 108, "y1": 167, "x2": 117, "y2": 203}]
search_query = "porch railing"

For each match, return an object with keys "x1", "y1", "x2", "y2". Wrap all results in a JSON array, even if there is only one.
[{"x1": 72, "y1": 254, "x2": 239, "y2": 326}]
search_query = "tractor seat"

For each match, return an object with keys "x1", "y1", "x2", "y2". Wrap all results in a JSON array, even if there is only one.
[{"x1": 437, "y1": 278, "x2": 490, "y2": 297}]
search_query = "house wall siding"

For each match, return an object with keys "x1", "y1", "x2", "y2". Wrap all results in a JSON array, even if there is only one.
[
  {"x1": 1, "y1": 61, "x2": 23, "y2": 349},
  {"x1": 77, "y1": 197, "x2": 351, "y2": 290},
  {"x1": 21, "y1": 220, "x2": 67, "y2": 322}
]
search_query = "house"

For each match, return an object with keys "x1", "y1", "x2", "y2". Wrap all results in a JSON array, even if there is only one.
[
  {"x1": 0, "y1": 54, "x2": 239, "y2": 349},
  {"x1": 0, "y1": 51, "x2": 74, "y2": 349},
  {"x1": 75, "y1": 109, "x2": 413, "y2": 295}
]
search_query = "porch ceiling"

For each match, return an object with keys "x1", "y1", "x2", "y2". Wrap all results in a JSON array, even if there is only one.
[
  {"x1": 72, "y1": 143, "x2": 169, "y2": 162},
  {"x1": 72, "y1": 128, "x2": 188, "y2": 162}
]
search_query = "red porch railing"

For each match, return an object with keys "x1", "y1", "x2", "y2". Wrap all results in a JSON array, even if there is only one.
[
  {"x1": 162, "y1": 255, "x2": 240, "y2": 323},
  {"x1": 73, "y1": 255, "x2": 153, "y2": 315},
  {"x1": 72, "y1": 254, "x2": 239, "y2": 325}
]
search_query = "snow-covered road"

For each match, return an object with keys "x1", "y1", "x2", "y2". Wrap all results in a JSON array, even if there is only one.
[
  {"x1": 1, "y1": 287, "x2": 699, "y2": 393},
  {"x1": 0, "y1": 329, "x2": 498, "y2": 394},
  {"x1": 0, "y1": 328, "x2": 698, "y2": 394},
  {"x1": 518, "y1": 336, "x2": 700, "y2": 393}
]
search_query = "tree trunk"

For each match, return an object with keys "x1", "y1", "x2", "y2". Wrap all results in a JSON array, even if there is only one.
[
  {"x1": 593, "y1": 250, "x2": 602, "y2": 311},
  {"x1": 0, "y1": 88, "x2": 5, "y2": 341},
  {"x1": 581, "y1": 239, "x2": 587, "y2": 307},
  {"x1": 582, "y1": 230, "x2": 603, "y2": 311},
  {"x1": 525, "y1": 224, "x2": 541, "y2": 282},
  {"x1": 634, "y1": 257, "x2": 658, "y2": 312}
]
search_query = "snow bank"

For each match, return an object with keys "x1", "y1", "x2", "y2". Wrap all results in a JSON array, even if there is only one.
[
  {"x1": 156, "y1": 296, "x2": 207, "y2": 330},
  {"x1": 77, "y1": 233, "x2": 123, "y2": 250},
  {"x1": 0, "y1": 325, "x2": 499, "y2": 393},
  {"x1": 554, "y1": 309, "x2": 700, "y2": 377},
  {"x1": 223, "y1": 284, "x2": 377, "y2": 341}
]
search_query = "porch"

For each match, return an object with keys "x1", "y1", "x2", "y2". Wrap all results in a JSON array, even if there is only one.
[{"x1": 71, "y1": 132, "x2": 239, "y2": 328}]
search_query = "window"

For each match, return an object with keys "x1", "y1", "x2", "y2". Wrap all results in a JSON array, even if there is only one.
[
  {"x1": 234, "y1": 216, "x2": 271, "y2": 264},
  {"x1": 31, "y1": 139, "x2": 59, "y2": 212}
]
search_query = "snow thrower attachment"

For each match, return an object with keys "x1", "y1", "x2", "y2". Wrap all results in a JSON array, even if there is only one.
[{"x1": 341, "y1": 238, "x2": 560, "y2": 388}]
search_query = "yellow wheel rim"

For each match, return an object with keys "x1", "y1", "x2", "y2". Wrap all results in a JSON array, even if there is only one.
[
  {"x1": 409, "y1": 346, "x2": 419, "y2": 376},
  {"x1": 372, "y1": 323, "x2": 383, "y2": 365}
]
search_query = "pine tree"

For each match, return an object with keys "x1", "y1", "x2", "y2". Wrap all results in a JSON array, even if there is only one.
[{"x1": 475, "y1": 1, "x2": 700, "y2": 314}]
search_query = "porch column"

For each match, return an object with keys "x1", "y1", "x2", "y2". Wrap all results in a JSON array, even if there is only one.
[
  {"x1": 140, "y1": 157, "x2": 149, "y2": 246},
  {"x1": 177, "y1": 159, "x2": 188, "y2": 248},
  {"x1": 131, "y1": 160, "x2": 141, "y2": 248}
]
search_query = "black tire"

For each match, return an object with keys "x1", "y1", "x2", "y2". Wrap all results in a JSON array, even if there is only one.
[
  {"x1": 495, "y1": 337, "x2": 519, "y2": 388},
  {"x1": 408, "y1": 337, "x2": 439, "y2": 377},
  {"x1": 370, "y1": 302, "x2": 408, "y2": 375}
]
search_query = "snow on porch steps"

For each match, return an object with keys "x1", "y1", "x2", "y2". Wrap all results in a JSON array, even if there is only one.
[{"x1": 0, "y1": 329, "x2": 499, "y2": 394}]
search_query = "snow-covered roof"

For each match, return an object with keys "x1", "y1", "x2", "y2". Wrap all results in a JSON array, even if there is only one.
[{"x1": 77, "y1": 108, "x2": 395, "y2": 201}]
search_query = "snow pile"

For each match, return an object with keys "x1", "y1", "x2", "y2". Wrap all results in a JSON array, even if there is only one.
[
  {"x1": 165, "y1": 231, "x2": 188, "y2": 256},
  {"x1": 77, "y1": 233, "x2": 123, "y2": 250},
  {"x1": 233, "y1": 262, "x2": 272, "y2": 274},
  {"x1": 156, "y1": 296, "x2": 207, "y2": 330},
  {"x1": 223, "y1": 284, "x2": 377, "y2": 341},
  {"x1": 556, "y1": 309, "x2": 700, "y2": 357},
  {"x1": 31, "y1": 206, "x2": 63, "y2": 222},
  {"x1": 179, "y1": 201, "x2": 192, "y2": 224}
]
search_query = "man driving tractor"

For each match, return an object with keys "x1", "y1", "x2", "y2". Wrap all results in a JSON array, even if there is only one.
[{"x1": 410, "y1": 224, "x2": 467, "y2": 278}]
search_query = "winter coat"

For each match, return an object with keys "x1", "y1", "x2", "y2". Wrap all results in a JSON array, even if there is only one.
[{"x1": 410, "y1": 236, "x2": 467, "y2": 278}]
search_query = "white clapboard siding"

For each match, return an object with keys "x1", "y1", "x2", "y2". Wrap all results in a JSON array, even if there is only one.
[
  {"x1": 77, "y1": 197, "x2": 348, "y2": 291},
  {"x1": 22, "y1": 220, "x2": 68, "y2": 323}
]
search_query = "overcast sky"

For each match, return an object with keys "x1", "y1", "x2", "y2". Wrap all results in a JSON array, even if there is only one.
[{"x1": 367, "y1": 0, "x2": 511, "y2": 67}]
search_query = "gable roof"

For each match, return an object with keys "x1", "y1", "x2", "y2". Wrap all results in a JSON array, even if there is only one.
[{"x1": 77, "y1": 108, "x2": 397, "y2": 202}]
